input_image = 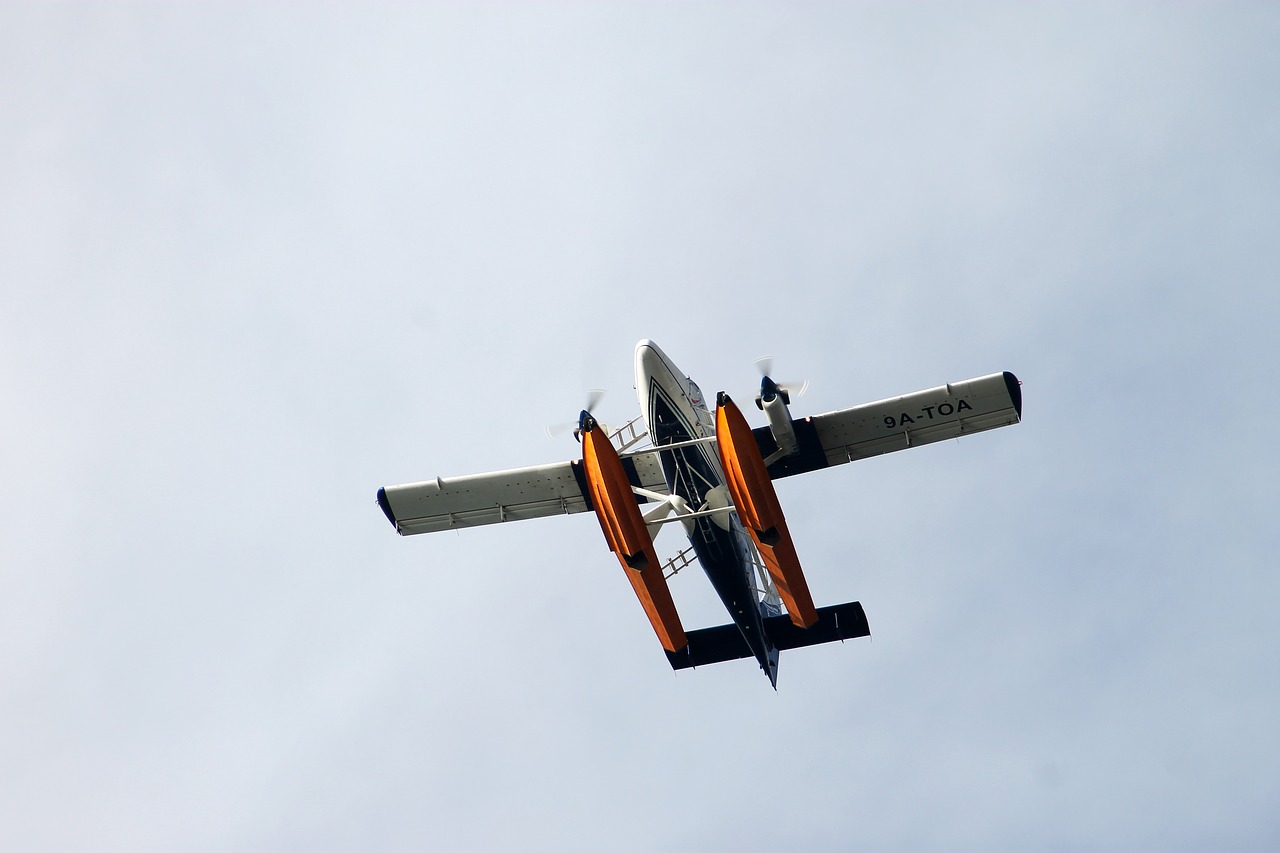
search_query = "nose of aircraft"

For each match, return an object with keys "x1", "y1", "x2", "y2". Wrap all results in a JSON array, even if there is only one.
[
  {"x1": 634, "y1": 339, "x2": 669, "y2": 411},
  {"x1": 634, "y1": 339, "x2": 681, "y2": 382},
  {"x1": 634, "y1": 339, "x2": 662, "y2": 372}
]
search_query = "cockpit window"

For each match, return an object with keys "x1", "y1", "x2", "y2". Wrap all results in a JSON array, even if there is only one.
[{"x1": 686, "y1": 379, "x2": 704, "y2": 407}]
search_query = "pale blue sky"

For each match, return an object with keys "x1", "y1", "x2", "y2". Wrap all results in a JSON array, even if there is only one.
[{"x1": 2, "y1": 4, "x2": 1278, "y2": 851}]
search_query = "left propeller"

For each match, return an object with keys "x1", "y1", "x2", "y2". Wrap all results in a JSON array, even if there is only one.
[{"x1": 545, "y1": 389, "x2": 607, "y2": 440}]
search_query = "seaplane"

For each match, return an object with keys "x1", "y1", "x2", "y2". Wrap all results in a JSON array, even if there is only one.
[{"x1": 377, "y1": 340, "x2": 1022, "y2": 687}]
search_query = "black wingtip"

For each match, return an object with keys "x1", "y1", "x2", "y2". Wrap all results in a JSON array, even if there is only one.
[
  {"x1": 376, "y1": 487, "x2": 397, "y2": 529},
  {"x1": 1003, "y1": 371, "x2": 1023, "y2": 419}
]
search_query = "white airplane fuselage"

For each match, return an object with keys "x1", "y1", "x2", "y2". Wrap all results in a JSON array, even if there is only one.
[{"x1": 633, "y1": 340, "x2": 781, "y2": 683}]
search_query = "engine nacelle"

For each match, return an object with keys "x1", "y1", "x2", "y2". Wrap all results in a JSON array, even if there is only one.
[{"x1": 756, "y1": 378, "x2": 799, "y2": 461}]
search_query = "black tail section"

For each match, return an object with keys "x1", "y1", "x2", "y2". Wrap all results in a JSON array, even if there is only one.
[{"x1": 665, "y1": 601, "x2": 870, "y2": 671}]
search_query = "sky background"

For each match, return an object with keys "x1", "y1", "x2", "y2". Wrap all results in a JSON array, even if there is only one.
[{"x1": 2, "y1": 3, "x2": 1278, "y2": 851}]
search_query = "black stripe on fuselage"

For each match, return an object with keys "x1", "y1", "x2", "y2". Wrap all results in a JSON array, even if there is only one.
[{"x1": 647, "y1": 379, "x2": 776, "y2": 675}]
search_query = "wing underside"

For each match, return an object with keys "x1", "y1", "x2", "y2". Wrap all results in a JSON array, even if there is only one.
[
  {"x1": 377, "y1": 451, "x2": 668, "y2": 535},
  {"x1": 755, "y1": 371, "x2": 1021, "y2": 480}
]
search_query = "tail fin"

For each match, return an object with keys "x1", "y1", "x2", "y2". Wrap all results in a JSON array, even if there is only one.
[{"x1": 665, "y1": 601, "x2": 870, "y2": 671}]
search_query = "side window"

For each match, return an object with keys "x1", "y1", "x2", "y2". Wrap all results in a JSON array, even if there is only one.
[{"x1": 687, "y1": 379, "x2": 715, "y2": 431}]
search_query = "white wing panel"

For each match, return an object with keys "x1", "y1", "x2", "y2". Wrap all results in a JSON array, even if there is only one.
[
  {"x1": 812, "y1": 371, "x2": 1022, "y2": 465},
  {"x1": 758, "y1": 372, "x2": 1021, "y2": 480},
  {"x1": 378, "y1": 451, "x2": 668, "y2": 535}
]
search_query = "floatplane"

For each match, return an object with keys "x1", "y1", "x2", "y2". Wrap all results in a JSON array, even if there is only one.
[{"x1": 377, "y1": 340, "x2": 1021, "y2": 687}]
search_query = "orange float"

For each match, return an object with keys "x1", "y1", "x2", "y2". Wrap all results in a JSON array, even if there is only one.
[
  {"x1": 581, "y1": 420, "x2": 687, "y2": 652},
  {"x1": 715, "y1": 393, "x2": 818, "y2": 629}
]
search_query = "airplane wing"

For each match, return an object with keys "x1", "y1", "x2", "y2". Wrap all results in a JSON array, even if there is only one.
[
  {"x1": 378, "y1": 372, "x2": 1020, "y2": 533},
  {"x1": 755, "y1": 371, "x2": 1022, "y2": 480},
  {"x1": 377, "y1": 451, "x2": 669, "y2": 535}
]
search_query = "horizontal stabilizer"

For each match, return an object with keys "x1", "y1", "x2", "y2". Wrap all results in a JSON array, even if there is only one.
[{"x1": 665, "y1": 601, "x2": 870, "y2": 671}]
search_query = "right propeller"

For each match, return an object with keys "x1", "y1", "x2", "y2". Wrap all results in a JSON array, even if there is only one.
[
  {"x1": 750, "y1": 357, "x2": 805, "y2": 462},
  {"x1": 752, "y1": 356, "x2": 809, "y2": 409}
]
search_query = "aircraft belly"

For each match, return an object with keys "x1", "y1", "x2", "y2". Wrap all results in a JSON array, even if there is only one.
[
  {"x1": 648, "y1": 410, "x2": 774, "y2": 671},
  {"x1": 685, "y1": 524, "x2": 773, "y2": 664},
  {"x1": 638, "y1": 340, "x2": 777, "y2": 677}
]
